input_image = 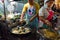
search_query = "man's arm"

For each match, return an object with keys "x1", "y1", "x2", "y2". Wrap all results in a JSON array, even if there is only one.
[
  {"x1": 20, "y1": 4, "x2": 27, "y2": 21},
  {"x1": 20, "y1": 12, "x2": 25, "y2": 21}
]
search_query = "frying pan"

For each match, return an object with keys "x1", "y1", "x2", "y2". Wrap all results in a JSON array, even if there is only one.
[{"x1": 9, "y1": 22, "x2": 32, "y2": 36}]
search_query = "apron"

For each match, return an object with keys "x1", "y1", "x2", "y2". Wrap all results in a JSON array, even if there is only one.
[
  {"x1": 26, "y1": 5, "x2": 38, "y2": 29},
  {"x1": 46, "y1": 10, "x2": 54, "y2": 21},
  {"x1": 43, "y1": 9, "x2": 54, "y2": 29}
]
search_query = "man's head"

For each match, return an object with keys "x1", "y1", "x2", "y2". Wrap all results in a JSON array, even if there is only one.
[
  {"x1": 55, "y1": 0, "x2": 60, "y2": 9},
  {"x1": 44, "y1": 0, "x2": 54, "y2": 8},
  {"x1": 28, "y1": 0, "x2": 34, "y2": 5}
]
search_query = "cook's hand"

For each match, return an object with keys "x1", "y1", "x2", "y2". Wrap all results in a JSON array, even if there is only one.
[
  {"x1": 45, "y1": 20, "x2": 52, "y2": 27},
  {"x1": 20, "y1": 19, "x2": 26, "y2": 25},
  {"x1": 20, "y1": 19, "x2": 24, "y2": 24}
]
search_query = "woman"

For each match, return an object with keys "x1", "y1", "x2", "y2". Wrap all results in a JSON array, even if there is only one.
[{"x1": 39, "y1": 0, "x2": 54, "y2": 29}]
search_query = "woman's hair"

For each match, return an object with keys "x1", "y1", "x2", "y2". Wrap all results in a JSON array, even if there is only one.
[{"x1": 46, "y1": 0, "x2": 54, "y2": 3}]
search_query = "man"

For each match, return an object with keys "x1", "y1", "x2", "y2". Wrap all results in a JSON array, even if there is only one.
[
  {"x1": 39, "y1": 0, "x2": 54, "y2": 29},
  {"x1": 52, "y1": 0, "x2": 60, "y2": 33},
  {"x1": 52, "y1": 0, "x2": 60, "y2": 13},
  {"x1": 20, "y1": 0, "x2": 40, "y2": 30}
]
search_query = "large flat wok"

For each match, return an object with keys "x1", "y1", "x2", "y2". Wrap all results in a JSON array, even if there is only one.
[{"x1": 9, "y1": 23, "x2": 32, "y2": 36}]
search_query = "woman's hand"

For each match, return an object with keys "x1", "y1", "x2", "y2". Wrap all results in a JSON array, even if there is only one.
[{"x1": 45, "y1": 20, "x2": 52, "y2": 27}]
